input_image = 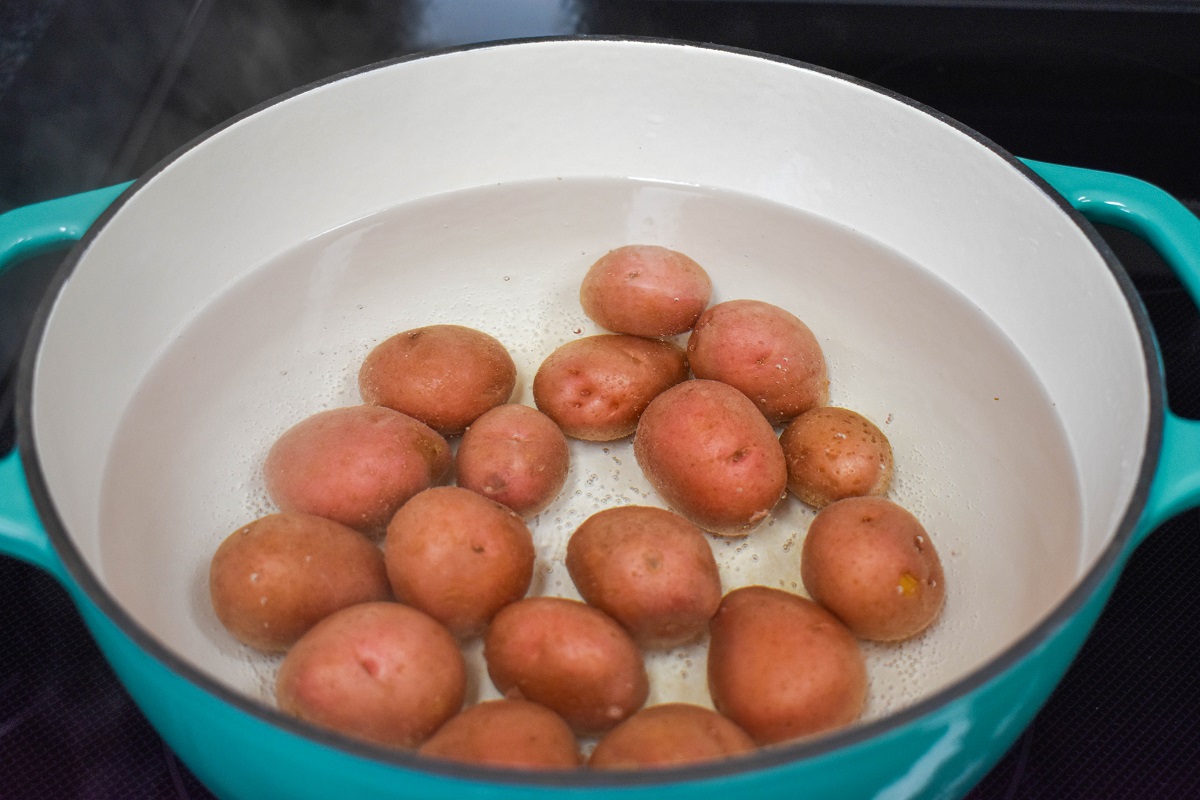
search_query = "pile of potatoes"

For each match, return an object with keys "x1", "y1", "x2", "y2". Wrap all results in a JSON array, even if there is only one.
[{"x1": 207, "y1": 244, "x2": 946, "y2": 771}]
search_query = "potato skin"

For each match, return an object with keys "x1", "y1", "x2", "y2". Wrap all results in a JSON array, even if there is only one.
[
  {"x1": 801, "y1": 496, "x2": 945, "y2": 641},
  {"x1": 707, "y1": 586, "x2": 867, "y2": 745},
  {"x1": 358, "y1": 324, "x2": 517, "y2": 435},
  {"x1": 208, "y1": 512, "x2": 391, "y2": 652},
  {"x1": 566, "y1": 506, "x2": 722, "y2": 647},
  {"x1": 263, "y1": 405, "x2": 451, "y2": 535},
  {"x1": 418, "y1": 699, "x2": 581, "y2": 769},
  {"x1": 484, "y1": 597, "x2": 649, "y2": 735},
  {"x1": 686, "y1": 299, "x2": 829, "y2": 425},
  {"x1": 533, "y1": 334, "x2": 689, "y2": 441},
  {"x1": 455, "y1": 404, "x2": 570, "y2": 516},
  {"x1": 589, "y1": 703, "x2": 756, "y2": 769},
  {"x1": 780, "y1": 406, "x2": 894, "y2": 508},
  {"x1": 580, "y1": 245, "x2": 713, "y2": 337},
  {"x1": 275, "y1": 602, "x2": 465, "y2": 748},
  {"x1": 384, "y1": 487, "x2": 535, "y2": 637},
  {"x1": 633, "y1": 380, "x2": 787, "y2": 536}
]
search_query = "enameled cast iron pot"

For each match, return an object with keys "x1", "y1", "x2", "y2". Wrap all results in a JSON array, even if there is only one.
[{"x1": 2, "y1": 38, "x2": 1200, "y2": 800}]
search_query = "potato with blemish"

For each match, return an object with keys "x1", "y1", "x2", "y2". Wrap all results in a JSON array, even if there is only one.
[
  {"x1": 275, "y1": 601, "x2": 465, "y2": 748},
  {"x1": 589, "y1": 703, "x2": 756, "y2": 769},
  {"x1": 455, "y1": 404, "x2": 570, "y2": 516},
  {"x1": 263, "y1": 405, "x2": 451, "y2": 536},
  {"x1": 358, "y1": 324, "x2": 517, "y2": 435},
  {"x1": 385, "y1": 486, "x2": 535, "y2": 638},
  {"x1": 418, "y1": 699, "x2": 581, "y2": 769},
  {"x1": 533, "y1": 334, "x2": 688, "y2": 441},
  {"x1": 801, "y1": 496, "x2": 945, "y2": 641},
  {"x1": 708, "y1": 586, "x2": 867, "y2": 745},
  {"x1": 208, "y1": 512, "x2": 391, "y2": 652},
  {"x1": 566, "y1": 506, "x2": 722, "y2": 647},
  {"x1": 686, "y1": 299, "x2": 828, "y2": 425},
  {"x1": 780, "y1": 406, "x2": 894, "y2": 508},
  {"x1": 633, "y1": 379, "x2": 787, "y2": 536},
  {"x1": 484, "y1": 597, "x2": 649, "y2": 735},
  {"x1": 580, "y1": 245, "x2": 713, "y2": 337}
]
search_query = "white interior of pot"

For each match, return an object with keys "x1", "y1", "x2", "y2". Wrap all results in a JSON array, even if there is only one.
[{"x1": 31, "y1": 40, "x2": 1148, "y2": 730}]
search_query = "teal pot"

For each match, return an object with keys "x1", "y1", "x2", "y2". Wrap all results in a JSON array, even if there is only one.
[{"x1": 2, "y1": 38, "x2": 1199, "y2": 800}]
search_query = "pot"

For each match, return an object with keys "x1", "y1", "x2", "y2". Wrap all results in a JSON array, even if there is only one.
[{"x1": 1, "y1": 37, "x2": 1199, "y2": 800}]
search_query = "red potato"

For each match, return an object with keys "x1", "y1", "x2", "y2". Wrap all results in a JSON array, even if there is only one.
[
  {"x1": 633, "y1": 379, "x2": 787, "y2": 536},
  {"x1": 708, "y1": 586, "x2": 867, "y2": 745},
  {"x1": 533, "y1": 334, "x2": 689, "y2": 441},
  {"x1": 418, "y1": 699, "x2": 582, "y2": 769},
  {"x1": 566, "y1": 506, "x2": 722, "y2": 647},
  {"x1": 801, "y1": 496, "x2": 945, "y2": 641},
  {"x1": 358, "y1": 324, "x2": 517, "y2": 435},
  {"x1": 686, "y1": 299, "x2": 829, "y2": 425},
  {"x1": 208, "y1": 512, "x2": 391, "y2": 652},
  {"x1": 275, "y1": 602, "x2": 466, "y2": 749},
  {"x1": 484, "y1": 597, "x2": 649, "y2": 735},
  {"x1": 263, "y1": 405, "x2": 451, "y2": 535},
  {"x1": 384, "y1": 486, "x2": 535, "y2": 638},
  {"x1": 579, "y1": 244, "x2": 713, "y2": 337},
  {"x1": 780, "y1": 406, "x2": 894, "y2": 508},
  {"x1": 589, "y1": 703, "x2": 756, "y2": 769},
  {"x1": 455, "y1": 404, "x2": 571, "y2": 516}
]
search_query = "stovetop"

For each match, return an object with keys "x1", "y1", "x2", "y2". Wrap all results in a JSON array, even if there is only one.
[{"x1": 3, "y1": 2, "x2": 1200, "y2": 798}]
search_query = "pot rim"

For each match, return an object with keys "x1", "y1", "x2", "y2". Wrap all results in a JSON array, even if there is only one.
[{"x1": 15, "y1": 34, "x2": 1163, "y2": 788}]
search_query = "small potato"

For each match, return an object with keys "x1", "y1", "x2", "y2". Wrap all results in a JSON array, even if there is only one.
[
  {"x1": 589, "y1": 703, "x2": 756, "y2": 769},
  {"x1": 579, "y1": 245, "x2": 713, "y2": 337},
  {"x1": 385, "y1": 487, "x2": 535, "y2": 638},
  {"x1": 275, "y1": 602, "x2": 465, "y2": 748},
  {"x1": 686, "y1": 299, "x2": 828, "y2": 425},
  {"x1": 634, "y1": 380, "x2": 787, "y2": 536},
  {"x1": 418, "y1": 699, "x2": 581, "y2": 769},
  {"x1": 455, "y1": 404, "x2": 570, "y2": 516},
  {"x1": 208, "y1": 512, "x2": 391, "y2": 652},
  {"x1": 566, "y1": 506, "x2": 722, "y2": 647},
  {"x1": 263, "y1": 405, "x2": 451, "y2": 535},
  {"x1": 780, "y1": 406, "x2": 894, "y2": 508},
  {"x1": 484, "y1": 597, "x2": 649, "y2": 735},
  {"x1": 802, "y1": 496, "x2": 945, "y2": 641},
  {"x1": 708, "y1": 586, "x2": 866, "y2": 745},
  {"x1": 533, "y1": 334, "x2": 688, "y2": 441},
  {"x1": 358, "y1": 324, "x2": 517, "y2": 435}
]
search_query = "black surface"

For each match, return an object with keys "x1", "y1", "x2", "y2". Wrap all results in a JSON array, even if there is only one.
[{"x1": 2, "y1": 2, "x2": 1200, "y2": 798}]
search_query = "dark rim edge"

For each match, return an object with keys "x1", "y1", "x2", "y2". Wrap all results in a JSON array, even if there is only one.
[{"x1": 14, "y1": 33, "x2": 1164, "y2": 790}]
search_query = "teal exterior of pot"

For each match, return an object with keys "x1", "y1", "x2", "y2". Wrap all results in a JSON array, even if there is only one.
[
  {"x1": 66, "y1": 583, "x2": 1123, "y2": 800},
  {"x1": 2, "y1": 160, "x2": 1199, "y2": 799}
]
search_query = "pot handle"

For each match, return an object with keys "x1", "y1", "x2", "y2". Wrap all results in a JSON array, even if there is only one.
[
  {"x1": 1024, "y1": 159, "x2": 1200, "y2": 548},
  {"x1": 0, "y1": 183, "x2": 130, "y2": 580},
  {"x1": 0, "y1": 182, "x2": 131, "y2": 266}
]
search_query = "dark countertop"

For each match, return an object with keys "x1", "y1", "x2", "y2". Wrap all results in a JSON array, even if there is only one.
[{"x1": 3, "y1": 2, "x2": 1200, "y2": 798}]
